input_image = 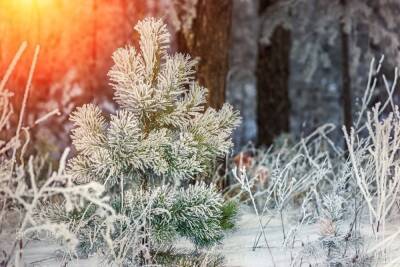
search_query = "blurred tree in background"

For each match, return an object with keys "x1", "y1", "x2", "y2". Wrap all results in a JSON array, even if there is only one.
[
  {"x1": 228, "y1": 0, "x2": 400, "y2": 148},
  {"x1": 173, "y1": 0, "x2": 233, "y2": 109},
  {"x1": 256, "y1": 0, "x2": 291, "y2": 146}
]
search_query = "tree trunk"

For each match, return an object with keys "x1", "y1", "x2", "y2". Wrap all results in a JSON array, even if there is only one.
[
  {"x1": 256, "y1": 1, "x2": 291, "y2": 146},
  {"x1": 175, "y1": 0, "x2": 233, "y2": 109},
  {"x1": 340, "y1": 0, "x2": 352, "y2": 132}
]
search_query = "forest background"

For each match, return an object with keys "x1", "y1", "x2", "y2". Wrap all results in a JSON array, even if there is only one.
[{"x1": 1, "y1": 0, "x2": 399, "y2": 157}]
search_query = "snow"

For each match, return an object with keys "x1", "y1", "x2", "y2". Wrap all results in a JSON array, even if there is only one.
[
  {"x1": 218, "y1": 211, "x2": 317, "y2": 267},
  {"x1": 7, "y1": 208, "x2": 400, "y2": 266}
]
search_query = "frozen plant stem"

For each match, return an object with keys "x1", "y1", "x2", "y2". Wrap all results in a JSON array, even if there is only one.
[
  {"x1": 280, "y1": 209, "x2": 286, "y2": 240},
  {"x1": 0, "y1": 42, "x2": 28, "y2": 234},
  {"x1": 233, "y1": 167, "x2": 276, "y2": 266},
  {"x1": 16, "y1": 46, "x2": 40, "y2": 266},
  {"x1": 344, "y1": 103, "x2": 400, "y2": 246},
  {"x1": 10, "y1": 45, "x2": 40, "y2": 174},
  {"x1": 2, "y1": 45, "x2": 40, "y2": 267},
  {"x1": 0, "y1": 42, "x2": 27, "y2": 92},
  {"x1": 0, "y1": 42, "x2": 113, "y2": 267}
]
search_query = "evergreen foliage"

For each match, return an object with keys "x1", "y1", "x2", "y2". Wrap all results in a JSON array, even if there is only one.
[
  {"x1": 49, "y1": 17, "x2": 240, "y2": 264},
  {"x1": 123, "y1": 183, "x2": 228, "y2": 247},
  {"x1": 69, "y1": 18, "x2": 239, "y2": 187}
]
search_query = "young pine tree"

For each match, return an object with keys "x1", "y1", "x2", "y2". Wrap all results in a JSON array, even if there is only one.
[{"x1": 61, "y1": 18, "x2": 240, "y2": 263}]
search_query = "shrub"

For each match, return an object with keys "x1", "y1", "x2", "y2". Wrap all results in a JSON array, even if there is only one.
[{"x1": 47, "y1": 17, "x2": 240, "y2": 265}]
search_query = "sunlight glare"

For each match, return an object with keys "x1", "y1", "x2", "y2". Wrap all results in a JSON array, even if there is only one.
[{"x1": 14, "y1": 0, "x2": 53, "y2": 10}]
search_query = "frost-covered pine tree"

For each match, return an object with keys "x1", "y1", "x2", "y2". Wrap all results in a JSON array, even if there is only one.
[{"x1": 54, "y1": 18, "x2": 240, "y2": 264}]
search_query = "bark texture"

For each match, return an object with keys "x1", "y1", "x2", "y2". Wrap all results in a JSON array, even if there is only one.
[
  {"x1": 226, "y1": 0, "x2": 258, "y2": 150},
  {"x1": 175, "y1": 0, "x2": 233, "y2": 109},
  {"x1": 257, "y1": 0, "x2": 291, "y2": 145},
  {"x1": 340, "y1": 0, "x2": 352, "y2": 132}
]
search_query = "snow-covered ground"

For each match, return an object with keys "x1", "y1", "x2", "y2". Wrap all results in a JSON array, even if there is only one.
[{"x1": 9, "y1": 208, "x2": 400, "y2": 266}]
